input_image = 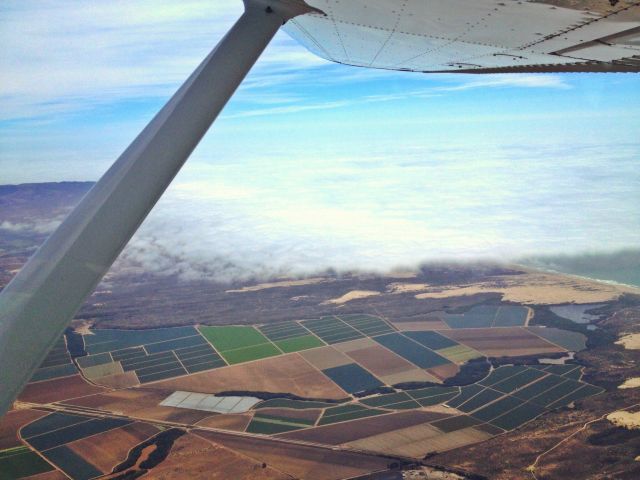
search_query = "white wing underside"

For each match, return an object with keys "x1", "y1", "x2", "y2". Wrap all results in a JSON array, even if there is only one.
[{"x1": 284, "y1": 0, "x2": 640, "y2": 72}]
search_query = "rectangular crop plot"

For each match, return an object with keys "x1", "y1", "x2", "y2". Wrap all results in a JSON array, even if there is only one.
[
  {"x1": 0, "y1": 447, "x2": 54, "y2": 479},
  {"x1": 479, "y1": 366, "x2": 528, "y2": 387},
  {"x1": 145, "y1": 334, "x2": 208, "y2": 354},
  {"x1": 373, "y1": 333, "x2": 451, "y2": 369},
  {"x1": 30, "y1": 363, "x2": 78, "y2": 382},
  {"x1": 256, "y1": 399, "x2": 339, "y2": 410},
  {"x1": 436, "y1": 345, "x2": 483, "y2": 363},
  {"x1": 360, "y1": 392, "x2": 417, "y2": 408},
  {"x1": 198, "y1": 326, "x2": 271, "y2": 351},
  {"x1": 21, "y1": 413, "x2": 92, "y2": 439},
  {"x1": 275, "y1": 335, "x2": 325, "y2": 353},
  {"x1": 258, "y1": 321, "x2": 311, "y2": 341},
  {"x1": 512, "y1": 374, "x2": 565, "y2": 400},
  {"x1": 494, "y1": 306, "x2": 529, "y2": 327},
  {"x1": 42, "y1": 445, "x2": 103, "y2": 480},
  {"x1": 318, "y1": 405, "x2": 386, "y2": 425},
  {"x1": 221, "y1": 343, "x2": 281, "y2": 365},
  {"x1": 491, "y1": 368, "x2": 547, "y2": 394},
  {"x1": 490, "y1": 402, "x2": 546, "y2": 430},
  {"x1": 546, "y1": 384, "x2": 603, "y2": 409},
  {"x1": 246, "y1": 418, "x2": 306, "y2": 435},
  {"x1": 471, "y1": 395, "x2": 523, "y2": 422},
  {"x1": 447, "y1": 384, "x2": 485, "y2": 408},
  {"x1": 338, "y1": 314, "x2": 395, "y2": 337},
  {"x1": 83, "y1": 326, "x2": 199, "y2": 354},
  {"x1": 403, "y1": 331, "x2": 458, "y2": 350},
  {"x1": 457, "y1": 388, "x2": 504, "y2": 413},
  {"x1": 322, "y1": 363, "x2": 384, "y2": 394},
  {"x1": 443, "y1": 305, "x2": 498, "y2": 329},
  {"x1": 527, "y1": 327, "x2": 587, "y2": 352},
  {"x1": 76, "y1": 353, "x2": 112, "y2": 369},
  {"x1": 27, "y1": 417, "x2": 131, "y2": 451},
  {"x1": 530, "y1": 379, "x2": 583, "y2": 407},
  {"x1": 301, "y1": 317, "x2": 364, "y2": 345},
  {"x1": 431, "y1": 415, "x2": 482, "y2": 433}
]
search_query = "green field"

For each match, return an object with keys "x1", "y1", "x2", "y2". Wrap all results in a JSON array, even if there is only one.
[
  {"x1": 199, "y1": 326, "x2": 272, "y2": 351},
  {"x1": 199, "y1": 326, "x2": 283, "y2": 364},
  {"x1": 220, "y1": 343, "x2": 281, "y2": 365},
  {"x1": 275, "y1": 334, "x2": 324, "y2": 353},
  {"x1": 0, "y1": 447, "x2": 53, "y2": 480}
]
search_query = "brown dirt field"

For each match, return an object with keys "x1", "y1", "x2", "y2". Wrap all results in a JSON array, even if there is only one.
[
  {"x1": 299, "y1": 346, "x2": 352, "y2": 370},
  {"x1": 441, "y1": 327, "x2": 564, "y2": 357},
  {"x1": 143, "y1": 433, "x2": 289, "y2": 480},
  {"x1": 258, "y1": 408, "x2": 322, "y2": 422},
  {"x1": 332, "y1": 337, "x2": 377, "y2": 353},
  {"x1": 151, "y1": 354, "x2": 348, "y2": 400},
  {"x1": 0, "y1": 409, "x2": 47, "y2": 449},
  {"x1": 196, "y1": 430, "x2": 392, "y2": 480},
  {"x1": 392, "y1": 319, "x2": 451, "y2": 331},
  {"x1": 346, "y1": 345, "x2": 423, "y2": 377},
  {"x1": 427, "y1": 363, "x2": 461, "y2": 381},
  {"x1": 279, "y1": 410, "x2": 451, "y2": 445},
  {"x1": 65, "y1": 388, "x2": 211, "y2": 424},
  {"x1": 94, "y1": 371, "x2": 139, "y2": 388},
  {"x1": 67, "y1": 422, "x2": 159, "y2": 473},
  {"x1": 380, "y1": 369, "x2": 440, "y2": 385},
  {"x1": 346, "y1": 425, "x2": 493, "y2": 458},
  {"x1": 195, "y1": 413, "x2": 252, "y2": 432},
  {"x1": 18, "y1": 375, "x2": 107, "y2": 404}
]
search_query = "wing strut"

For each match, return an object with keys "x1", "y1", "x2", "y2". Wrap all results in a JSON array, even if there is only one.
[{"x1": 0, "y1": 0, "x2": 316, "y2": 416}]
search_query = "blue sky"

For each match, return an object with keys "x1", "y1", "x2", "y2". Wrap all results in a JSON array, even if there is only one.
[{"x1": 1, "y1": 1, "x2": 639, "y2": 279}]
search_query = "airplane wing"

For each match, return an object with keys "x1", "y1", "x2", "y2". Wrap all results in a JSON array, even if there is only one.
[{"x1": 284, "y1": 0, "x2": 640, "y2": 72}]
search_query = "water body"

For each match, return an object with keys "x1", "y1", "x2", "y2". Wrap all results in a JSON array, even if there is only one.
[
  {"x1": 550, "y1": 304, "x2": 607, "y2": 324},
  {"x1": 522, "y1": 249, "x2": 640, "y2": 289}
]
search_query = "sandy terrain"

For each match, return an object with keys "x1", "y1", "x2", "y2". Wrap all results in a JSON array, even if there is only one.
[
  {"x1": 409, "y1": 272, "x2": 637, "y2": 305},
  {"x1": 67, "y1": 422, "x2": 159, "y2": 473},
  {"x1": 322, "y1": 290, "x2": 381, "y2": 305},
  {"x1": 0, "y1": 408, "x2": 47, "y2": 449},
  {"x1": 144, "y1": 433, "x2": 289, "y2": 480},
  {"x1": 226, "y1": 277, "x2": 328, "y2": 293},
  {"x1": 616, "y1": 333, "x2": 640, "y2": 350},
  {"x1": 196, "y1": 413, "x2": 252, "y2": 432},
  {"x1": 387, "y1": 283, "x2": 431, "y2": 293},
  {"x1": 607, "y1": 411, "x2": 640, "y2": 429},
  {"x1": 196, "y1": 430, "x2": 392, "y2": 480},
  {"x1": 619, "y1": 378, "x2": 640, "y2": 389},
  {"x1": 151, "y1": 353, "x2": 348, "y2": 400},
  {"x1": 18, "y1": 375, "x2": 107, "y2": 404},
  {"x1": 442, "y1": 327, "x2": 564, "y2": 357}
]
